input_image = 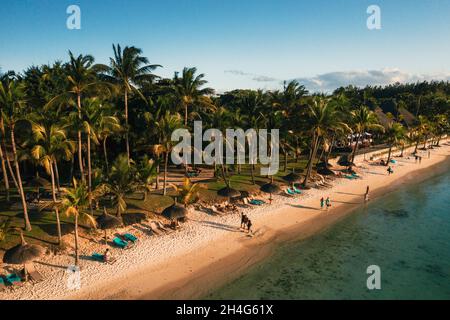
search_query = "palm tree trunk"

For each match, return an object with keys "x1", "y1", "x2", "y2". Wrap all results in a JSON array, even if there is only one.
[
  {"x1": 163, "y1": 152, "x2": 169, "y2": 195},
  {"x1": 103, "y1": 137, "x2": 109, "y2": 173},
  {"x1": 414, "y1": 139, "x2": 419, "y2": 154},
  {"x1": 386, "y1": 144, "x2": 393, "y2": 165},
  {"x1": 74, "y1": 213, "x2": 79, "y2": 266},
  {"x1": 69, "y1": 156, "x2": 75, "y2": 185},
  {"x1": 54, "y1": 161, "x2": 61, "y2": 192},
  {"x1": 2, "y1": 139, "x2": 19, "y2": 189},
  {"x1": 0, "y1": 144, "x2": 10, "y2": 202},
  {"x1": 77, "y1": 94, "x2": 85, "y2": 183},
  {"x1": 124, "y1": 88, "x2": 130, "y2": 166},
  {"x1": 351, "y1": 132, "x2": 362, "y2": 163},
  {"x1": 155, "y1": 155, "x2": 160, "y2": 190},
  {"x1": 250, "y1": 162, "x2": 255, "y2": 185},
  {"x1": 284, "y1": 148, "x2": 288, "y2": 172},
  {"x1": 10, "y1": 124, "x2": 31, "y2": 231},
  {"x1": 50, "y1": 160, "x2": 62, "y2": 245},
  {"x1": 221, "y1": 164, "x2": 230, "y2": 188},
  {"x1": 87, "y1": 131, "x2": 93, "y2": 215},
  {"x1": 302, "y1": 133, "x2": 319, "y2": 187},
  {"x1": 184, "y1": 102, "x2": 188, "y2": 127}
]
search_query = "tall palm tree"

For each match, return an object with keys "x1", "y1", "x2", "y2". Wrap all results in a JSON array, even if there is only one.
[
  {"x1": 136, "y1": 155, "x2": 158, "y2": 201},
  {"x1": 47, "y1": 51, "x2": 109, "y2": 182},
  {"x1": 31, "y1": 122, "x2": 75, "y2": 244},
  {"x1": 350, "y1": 106, "x2": 383, "y2": 162},
  {"x1": 302, "y1": 97, "x2": 348, "y2": 187},
  {"x1": 0, "y1": 79, "x2": 32, "y2": 231},
  {"x1": 385, "y1": 122, "x2": 406, "y2": 165},
  {"x1": 103, "y1": 44, "x2": 161, "y2": 164},
  {"x1": 61, "y1": 179, "x2": 97, "y2": 266},
  {"x1": 155, "y1": 111, "x2": 183, "y2": 195},
  {"x1": 173, "y1": 67, "x2": 214, "y2": 126}
]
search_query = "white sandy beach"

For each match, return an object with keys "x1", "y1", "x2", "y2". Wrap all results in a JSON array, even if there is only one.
[{"x1": 1, "y1": 141, "x2": 449, "y2": 300}]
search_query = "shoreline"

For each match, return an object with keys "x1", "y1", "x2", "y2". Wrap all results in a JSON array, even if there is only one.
[
  {"x1": 142, "y1": 145, "x2": 450, "y2": 300},
  {"x1": 1, "y1": 142, "x2": 448, "y2": 300}
]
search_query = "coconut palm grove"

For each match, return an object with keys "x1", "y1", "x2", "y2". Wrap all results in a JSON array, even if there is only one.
[{"x1": 0, "y1": 44, "x2": 449, "y2": 279}]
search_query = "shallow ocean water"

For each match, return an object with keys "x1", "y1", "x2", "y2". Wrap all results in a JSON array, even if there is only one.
[{"x1": 207, "y1": 170, "x2": 450, "y2": 299}]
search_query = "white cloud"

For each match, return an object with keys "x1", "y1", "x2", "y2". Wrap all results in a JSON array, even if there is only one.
[
  {"x1": 225, "y1": 70, "x2": 278, "y2": 83},
  {"x1": 293, "y1": 68, "x2": 450, "y2": 93}
]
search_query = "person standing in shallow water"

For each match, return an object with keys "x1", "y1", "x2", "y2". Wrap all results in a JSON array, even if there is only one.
[{"x1": 365, "y1": 185, "x2": 370, "y2": 201}]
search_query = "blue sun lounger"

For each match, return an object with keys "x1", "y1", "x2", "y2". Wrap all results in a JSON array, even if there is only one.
[
  {"x1": 286, "y1": 188, "x2": 296, "y2": 196},
  {"x1": 6, "y1": 273, "x2": 21, "y2": 285},
  {"x1": 92, "y1": 253, "x2": 104, "y2": 262},
  {"x1": 249, "y1": 199, "x2": 265, "y2": 205},
  {"x1": 122, "y1": 233, "x2": 138, "y2": 243},
  {"x1": 293, "y1": 186, "x2": 302, "y2": 194},
  {"x1": 113, "y1": 237, "x2": 129, "y2": 249}
]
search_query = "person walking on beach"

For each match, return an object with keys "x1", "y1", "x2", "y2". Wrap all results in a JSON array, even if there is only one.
[
  {"x1": 387, "y1": 166, "x2": 393, "y2": 175},
  {"x1": 419, "y1": 156, "x2": 422, "y2": 164},
  {"x1": 240, "y1": 213, "x2": 248, "y2": 229},
  {"x1": 320, "y1": 197, "x2": 325, "y2": 210},
  {"x1": 246, "y1": 219, "x2": 253, "y2": 234},
  {"x1": 428, "y1": 150, "x2": 431, "y2": 159},
  {"x1": 415, "y1": 155, "x2": 418, "y2": 163},
  {"x1": 364, "y1": 185, "x2": 370, "y2": 201},
  {"x1": 325, "y1": 197, "x2": 331, "y2": 210}
]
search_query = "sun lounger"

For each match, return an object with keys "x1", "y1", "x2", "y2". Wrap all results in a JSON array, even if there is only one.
[
  {"x1": 25, "y1": 264, "x2": 44, "y2": 282},
  {"x1": 92, "y1": 253, "x2": 104, "y2": 261},
  {"x1": 285, "y1": 188, "x2": 296, "y2": 196},
  {"x1": 0, "y1": 276, "x2": 6, "y2": 291},
  {"x1": 249, "y1": 199, "x2": 265, "y2": 205},
  {"x1": 293, "y1": 186, "x2": 302, "y2": 194},
  {"x1": 122, "y1": 233, "x2": 138, "y2": 243},
  {"x1": 5, "y1": 273, "x2": 21, "y2": 286},
  {"x1": 156, "y1": 221, "x2": 173, "y2": 233},
  {"x1": 149, "y1": 222, "x2": 163, "y2": 235},
  {"x1": 113, "y1": 237, "x2": 130, "y2": 249}
]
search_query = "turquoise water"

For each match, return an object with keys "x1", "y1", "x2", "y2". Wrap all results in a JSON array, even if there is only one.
[{"x1": 207, "y1": 169, "x2": 450, "y2": 299}]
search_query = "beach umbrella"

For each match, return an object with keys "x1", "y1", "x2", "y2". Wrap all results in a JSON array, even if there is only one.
[
  {"x1": 96, "y1": 207, "x2": 123, "y2": 244},
  {"x1": 260, "y1": 179, "x2": 280, "y2": 204},
  {"x1": 317, "y1": 167, "x2": 335, "y2": 176},
  {"x1": 217, "y1": 187, "x2": 241, "y2": 199},
  {"x1": 3, "y1": 229, "x2": 45, "y2": 281},
  {"x1": 282, "y1": 172, "x2": 302, "y2": 186},
  {"x1": 162, "y1": 202, "x2": 187, "y2": 221}
]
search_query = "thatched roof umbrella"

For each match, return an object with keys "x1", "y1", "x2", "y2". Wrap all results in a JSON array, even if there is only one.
[
  {"x1": 282, "y1": 172, "x2": 302, "y2": 187},
  {"x1": 317, "y1": 167, "x2": 335, "y2": 176},
  {"x1": 96, "y1": 207, "x2": 123, "y2": 245},
  {"x1": 162, "y1": 202, "x2": 187, "y2": 221},
  {"x1": 260, "y1": 178, "x2": 280, "y2": 204},
  {"x1": 217, "y1": 187, "x2": 241, "y2": 200},
  {"x1": 3, "y1": 229, "x2": 45, "y2": 281}
]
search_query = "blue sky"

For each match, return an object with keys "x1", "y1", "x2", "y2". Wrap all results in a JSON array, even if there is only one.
[{"x1": 1, "y1": 0, "x2": 450, "y2": 92}]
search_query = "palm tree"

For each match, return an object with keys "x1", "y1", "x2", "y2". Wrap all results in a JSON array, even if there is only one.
[
  {"x1": 0, "y1": 79, "x2": 32, "y2": 231},
  {"x1": 104, "y1": 44, "x2": 161, "y2": 164},
  {"x1": 136, "y1": 155, "x2": 158, "y2": 201},
  {"x1": 349, "y1": 106, "x2": 383, "y2": 162},
  {"x1": 302, "y1": 97, "x2": 348, "y2": 187},
  {"x1": 173, "y1": 67, "x2": 214, "y2": 126},
  {"x1": 155, "y1": 111, "x2": 183, "y2": 195},
  {"x1": 31, "y1": 122, "x2": 75, "y2": 244},
  {"x1": 170, "y1": 178, "x2": 201, "y2": 207},
  {"x1": 385, "y1": 122, "x2": 406, "y2": 165},
  {"x1": 48, "y1": 51, "x2": 109, "y2": 182},
  {"x1": 106, "y1": 154, "x2": 135, "y2": 217},
  {"x1": 61, "y1": 179, "x2": 97, "y2": 266}
]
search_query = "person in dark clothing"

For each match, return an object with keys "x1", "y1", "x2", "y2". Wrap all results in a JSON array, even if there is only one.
[
  {"x1": 246, "y1": 219, "x2": 253, "y2": 233},
  {"x1": 241, "y1": 213, "x2": 248, "y2": 229}
]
